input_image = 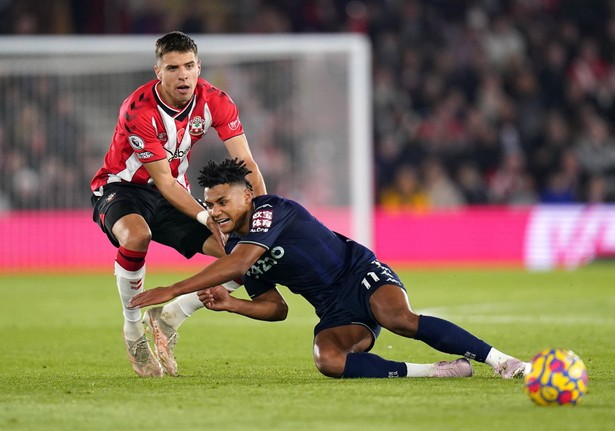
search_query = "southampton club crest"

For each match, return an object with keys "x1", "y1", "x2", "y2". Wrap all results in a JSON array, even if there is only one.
[{"x1": 188, "y1": 116, "x2": 205, "y2": 137}]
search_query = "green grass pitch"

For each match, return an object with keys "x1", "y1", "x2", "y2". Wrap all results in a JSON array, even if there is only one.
[{"x1": 1, "y1": 264, "x2": 614, "y2": 430}]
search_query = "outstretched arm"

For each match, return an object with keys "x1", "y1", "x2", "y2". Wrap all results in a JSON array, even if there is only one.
[
  {"x1": 198, "y1": 286, "x2": 288, "y2": 321},
  {"x1": 128, "y1": 243, "x2": 266, "y2": 308}
]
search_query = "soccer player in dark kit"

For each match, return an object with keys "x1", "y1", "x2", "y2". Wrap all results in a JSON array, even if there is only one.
[
  {"x1": 90, "y1": 32, "x2": 266, "y2": 378},
  {"x1": 129, "y1": 158, "x2": 530, "y2": 379}
]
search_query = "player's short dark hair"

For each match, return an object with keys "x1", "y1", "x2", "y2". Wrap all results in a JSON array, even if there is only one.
[
  {"x1": 198, "y1": 158, "x2": 253, "y2": 190},
  {"x1": 155, "y1": 31, "x2": 198, "y2": 60}
]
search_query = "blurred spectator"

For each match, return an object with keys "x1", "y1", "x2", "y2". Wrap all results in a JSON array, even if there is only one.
[
  {"x1": 530, "y1": 109, "x2": 574, "y2": 191},
  {"x1": 543, "y1": 148, "x2": 583, "y2": 203},
  {"x1": 567, "y1": 37, "x2": 610, "y2": 97},
  {"x1": 539, "y1": 171, "x2": 577, "y2": 204},
  {"x1": 488, "y1": 151, "x2": 538, "y2": 205},
  {"x1": 422, "y1": 157, "x2": 465, "y2": 209},
  {"x1": 508, "y1": 62, "x2": 544, "y2": 148},
  {"x1": 455, "y1": 161, "x2": 489, "y2": 205},
  {"x1": 379, "y1": 164, "x2": 428, "y2": 212},
  {"x1": 464, "y1": 107, "x2": 501, "y2": 176},
  {"x1": 481, "y1": 13, "x2": 526, "y2": 71},
  {"x1": 375, "y1": 132, "x2": 405, "y2": 190},
  {"x1": 538, "y1": 40, "x2": 569, "y2": 109},
  {"x1": 573, "y1": 112, "x2": 615, "y2": 177},
  {"x1": 585, "y1": 174, "x2": 612, "y2": 203},
  {"x1": 476, "y1": 71, "x2": 510, "y2": 125}
]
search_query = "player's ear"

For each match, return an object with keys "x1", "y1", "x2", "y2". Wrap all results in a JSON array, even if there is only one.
[
  {"x1": 243, "y1": 187, "x2": 253, "y2": 203},
  {"x1": 154, "y1": 65, "x2": 161, "y2": 80}
]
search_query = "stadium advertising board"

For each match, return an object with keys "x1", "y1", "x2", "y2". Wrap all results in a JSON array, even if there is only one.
[{"x1": 1, "y1": 206, "x2": 614, "y2": 271}]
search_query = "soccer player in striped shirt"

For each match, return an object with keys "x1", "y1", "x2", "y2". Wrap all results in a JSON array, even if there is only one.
[{"x1": 90, "y1": 32, "x2": 266, "y2": 377}]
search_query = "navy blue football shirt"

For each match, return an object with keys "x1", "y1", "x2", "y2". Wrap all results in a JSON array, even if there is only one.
[{"x1": 224, "y1": 195, "x2": 377, "y2": 315}]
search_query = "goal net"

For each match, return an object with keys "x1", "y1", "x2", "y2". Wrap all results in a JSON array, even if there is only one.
[{"x1": 0, "y1": 34, "x2": 373, "y2": 247}]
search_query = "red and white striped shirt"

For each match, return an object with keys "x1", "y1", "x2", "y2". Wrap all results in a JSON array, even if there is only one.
[{"x1": 91, "y1": 78, "x2": 244, "y2": 195}]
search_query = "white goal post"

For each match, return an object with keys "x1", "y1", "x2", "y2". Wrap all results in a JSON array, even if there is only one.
[{"x1": 0, "y1": 34, "x2": 373, "y2": 247}]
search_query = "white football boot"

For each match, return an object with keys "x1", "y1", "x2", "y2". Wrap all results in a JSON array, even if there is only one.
[
  {"x1": 495, "y1": 358, "x2": 531, "y2": 379},
  {"x1": 144, "y1": 307, "x2": 179, "y2": 376},
  {"x1": 124, "y1": 334, "x2": 164, "y2": 378}
]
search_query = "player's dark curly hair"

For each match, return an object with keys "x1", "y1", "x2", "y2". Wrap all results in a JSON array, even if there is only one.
[
  {"x1": 198, "y1": 158, "x2": 253, "y2": 190},
  {"x1": 155, "y1": 31, "x2": 198, "y2": 60}
]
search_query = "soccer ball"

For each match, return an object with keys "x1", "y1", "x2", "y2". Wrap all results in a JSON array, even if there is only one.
[{"x1": 524, "y1": 348, "x2": 588, "y2": 406}]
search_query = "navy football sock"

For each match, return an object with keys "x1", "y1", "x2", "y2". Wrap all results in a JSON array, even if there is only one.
[
  {"x1": 415, "y1": 315, "x2": 492, "y2": 362},
  {"x1": 342, "y1": 352, "x2": 407, "y2": 378}
]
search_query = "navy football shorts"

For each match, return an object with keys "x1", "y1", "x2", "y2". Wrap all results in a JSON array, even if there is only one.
[
  {"x1": 91, "y1": 182, "x2": 210, "y2": 258},
  {"x1": 313, "y1": 259, "x2": 406, "y2": 351}
]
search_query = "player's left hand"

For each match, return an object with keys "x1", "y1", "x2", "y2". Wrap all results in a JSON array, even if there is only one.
[
  {"x1": 198, "y1": 285, "x2": 232, "y2": 311},
  {"x1": 128, "y1": 286, "x2": 176, "y2": 309}
]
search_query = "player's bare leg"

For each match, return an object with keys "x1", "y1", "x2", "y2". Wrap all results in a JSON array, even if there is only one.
[{"x1": 314, "y1": 325, "x2": 374, "y2": 377}]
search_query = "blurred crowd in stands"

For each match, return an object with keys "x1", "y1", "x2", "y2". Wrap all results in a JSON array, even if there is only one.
[{"x1": 2, "y1": 0, "x2": 615, "y2": 210}]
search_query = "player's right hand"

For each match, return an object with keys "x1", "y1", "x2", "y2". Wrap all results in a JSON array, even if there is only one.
[{"x1": 128, "y1": 286, "x2": 178, "y2": 309}]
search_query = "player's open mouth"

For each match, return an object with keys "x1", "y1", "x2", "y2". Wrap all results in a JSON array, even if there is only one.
[
  {"x1": 177, "y1": 85, "x2": 190, "y2": 93},
  {"x1": 216, "y1": 217, "x2": 231, "y2": 226}
]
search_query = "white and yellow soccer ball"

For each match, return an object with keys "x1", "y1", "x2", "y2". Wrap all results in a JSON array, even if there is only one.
[{"x1": 524, "y1": 348, "x2": 588, "y2": 406}]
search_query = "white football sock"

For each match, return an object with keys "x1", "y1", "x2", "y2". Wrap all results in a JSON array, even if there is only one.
[
  {"x1": 404, "y1": 362, "x2": 437, "y2": 377},
  {"x1": 485, "y1": 347, "x2": 516, "y2": 368},
  {"x1": 115, "y1": 262, "x2": 146, "y2": 340},
  {"x1": 161, "y1": 292, "x2": 204, "y2": 329},
  {"x1": 221, "y1": 280, "x2": 241, "y2": 291}
]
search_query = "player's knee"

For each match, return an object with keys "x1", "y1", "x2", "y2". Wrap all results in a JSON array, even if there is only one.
[
  {"x1": 121, "y1": 229, "x2": 151, "y2": 250},
  {"x1": 114, "y1": 223, "x2": 152, "y2": 249},
  {"x1": 314, "y1": 349, "x2": 346, "y2": 378}
]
